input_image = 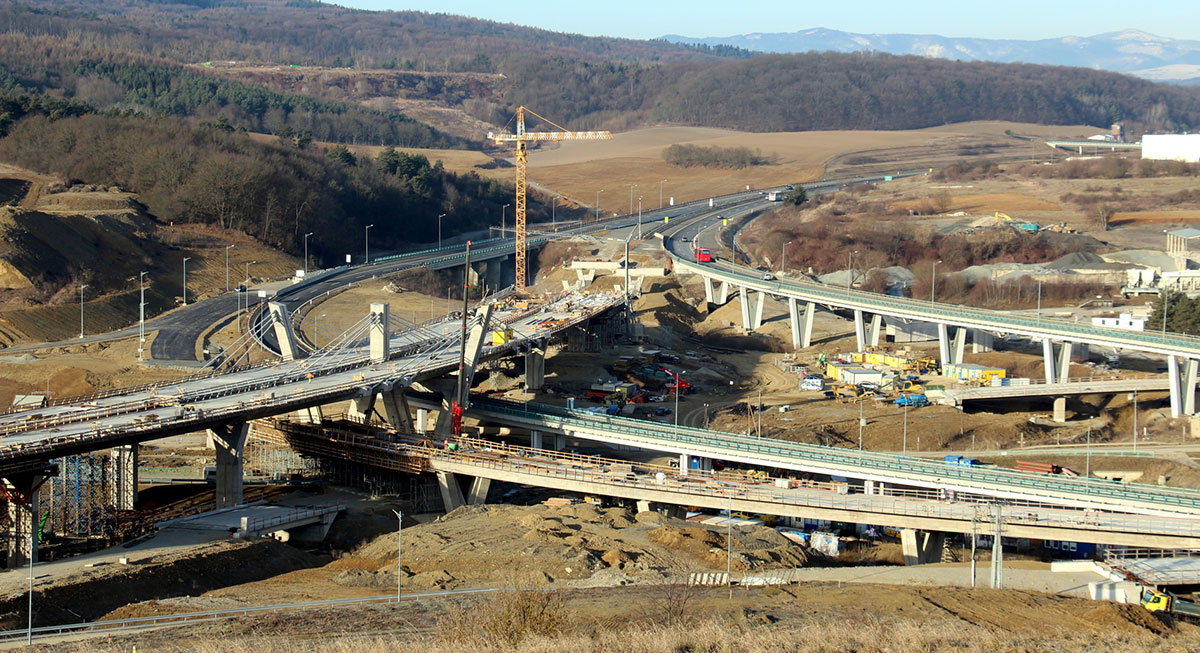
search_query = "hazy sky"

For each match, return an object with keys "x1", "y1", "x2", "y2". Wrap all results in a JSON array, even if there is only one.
[{"x1": 330, "y1": 1, "x2": 1196, "y2": 41}]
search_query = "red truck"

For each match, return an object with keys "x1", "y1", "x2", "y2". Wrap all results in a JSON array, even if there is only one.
[{"x1": 693, "y1": 246, "x2": 712, "y2": 262}]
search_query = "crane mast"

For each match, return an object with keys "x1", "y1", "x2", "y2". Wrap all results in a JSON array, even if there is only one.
[{"x1": 489, "y1": 106, "x2": 611, "y2": 294}]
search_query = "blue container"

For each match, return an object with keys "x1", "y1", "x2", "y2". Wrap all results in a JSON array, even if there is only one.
[{"x1": 944, "y1": 455, "x2": 962, "y2": 464}]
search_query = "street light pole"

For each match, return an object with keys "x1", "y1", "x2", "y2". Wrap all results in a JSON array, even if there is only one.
[
  {"x1": 78, "y1": 283, "x2": 87, "y2": 339},
  {"x1": 1133, "y1": 390, "x2": 1138, "y2": 453},
  {"x1": 225, "y1": 244, "x2": 235, "y2": 292},
  {"x1": 391, "y1": 509, "x2": 403, "y2": 601},
  {"x1": 858, "y1": 397, "x2": 864, "y2": 451},
  {"x1": 781, "y1": 240, "x2": 792, "y2": 273},
  {"x1": 364, "y1": 224, "x2": 374, "y2": 265},
  {"x1": 629, "y1": 184, "x2": 637, "y2": 216},
  {"x1": 903, "y1": 394, "x2": 909, "y2": 453},
  {"x1": 704, "y1": 402, "x2": 710, "y2": 428},
  {"x1": 637, "y1": 197, "x2": 643, "y2": 240},
  {"x1": 1037, "y1": 280, "x2": 1043, "y2": 322},
  {"x1": 595, "y1": 189, "x2": 604, "y2": 223},
  {"x1": 1086, "y1": 418, "x2": 1092, "y2": 478},
  {"x1": 660, "y1": 179, "x2": 667, "y2": 209},
  {"x1": 137, "y1": 271, "x2": 147, "y2": 361},
  {"x1": 551, "y1": 197, "x2": 557, "y2": 232},
  {"x1": 931, "y1": 259, "x2": 941, "y2": 304},
  {"x1": 303, "y1": 232, "x2": 313, "y2": 275},
  {"x1": 501, "y1": 204, "x2": 510, "y2": 238},
  {"x1": 182, "y1": 257, "x2": 191, "y2": 306},
  {"x1": 847, "y1": 250, "x2": 858, "y2": 295},
  {"x1": 436, "y1": 214, "x2": 446, "y2": 249}
]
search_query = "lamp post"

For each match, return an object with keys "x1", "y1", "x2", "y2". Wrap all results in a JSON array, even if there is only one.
[
  {"x1": 846, "y1": 250, "x2": 858, "y2": 295},
  {"x1": 781, "y1": 240, "x2": 792, "y2": 273},
  {"x1": 1036, "y1": 280, "x2": 1043, "y2": 322},
  {"x1": 1163, "y1": 290, "x2": 1171, "y2": 338},
  {"x1": 902, "y1": 393, "x2": 909, "y2": 453},
  {"x1": 551, "y1": 197, "x2": 557, "y2": 231},
  {"x1": 637, "y1": 196, "x2": 643, "y2": 239},
  {"x1": 594, "y1": 189, "x2": 604, "y2": 223},
  {"x1": 1133, "y1": 390, "x2": 1138, "y2": 453},
  {"x1": 364, "y1": 224, "x2": 374, "y2": 265},
  {"x1": 659, "y1": 179, "x2": 667, "y2": 209},
  {"x1": 931, "y1": 259, "x2": 942, "y2": 304},
  {"x1": 436, "y1": 214, "x2": 446, "y2": 249},
  {"x1": 182, "y1": 257, "x2": 191, "y2": 306},
  {"x1": 629, "y1": 184, "x2": 637, "y2": 216},
  {"x1": 78, "y1": 283, "x2": 87, "y2": 339},
  {"x1": 391, "y1": 509, "x2": 403, "y2": 601},
  {"x1": 225, "y1": 244, "x2": 235, "y2": 292},
  {"x1": 501, "y1": 204, "x2": 510, "y2": 238},
  {"x1": 26, "y1": 534, "x2": 33, "y2": 645},
  {"x1": 704, "y1": 402, "x2": 710, "y2": 428},
  {"x1": 137, "y1": 271, "x2": 147, "y2": 361},
  {"x1": 858, "y1": 397, "x2": 865, "y2": 451},
  {"x1": 303, "y1": 232, "x2": 313, "y2": 275},
  {"x1": 673, "y1": 372, "x2": 684, "y2": 436}
]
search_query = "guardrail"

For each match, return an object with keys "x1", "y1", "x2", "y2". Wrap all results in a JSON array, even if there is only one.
[{"x1": 470, "y1": 398, "x2": 1200, "y2": 514}]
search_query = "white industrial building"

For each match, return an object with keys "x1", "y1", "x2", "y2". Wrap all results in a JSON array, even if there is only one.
[
  {"x1": 1091, "y1": 313, "x2": 1146, "y2": 331},
  {"x1": 1142, "y1": 134, "x2": 1200, "y2": 163}
]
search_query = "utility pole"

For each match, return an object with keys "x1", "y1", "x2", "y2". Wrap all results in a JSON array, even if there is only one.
[
  {"x1": 79, "y1": 283, "x2": 87, "y2": 339},
  {"x1": 437, "y1": 214, "x2": 446, "y2": 249},
  {"x1": 660, "y1": 179, "x2": 667, "y2": 209},
  {"x1": 364, "y1": 224, "x2": 374, "y2": 265},
  {"x1": 990, "y1": 505, "x2": 1004, "y2": 589},
  {"x1": 304, "y1": 232, "x2": 313, "y2": 275},
  {"x1": 137, "y1": 271, "x2": 147, "y2": 361},
  {"x1": 225, "y1": 244, "x2": 235, "y2": 292},
  {"x1": 182, "y1": 257, "x2": 191, "y2": 306},
  {"x1": 629, "y1": 184, "x2": 637, "y2": 216},
  {"x1": 392, "y1": 509, "x2": 403, "y2": 601},
  {"x1": 595, "y1": 189, "x2": 603, "y2": 223}
]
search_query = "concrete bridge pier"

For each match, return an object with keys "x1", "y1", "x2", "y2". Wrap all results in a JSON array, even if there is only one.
[
  {"x1": 853, "y1": 310, "x2": 882, "y2": 351},
  {"x1": 703, "y1": 277, "x2": 730, "y2": 305},
  {"x1": 678, "y1": 454, "x2": 713, "y2": 476},
  {"x1": 900, "y1": 529, "x2": 946, "y2": 565},
  {"x1": 525, "y1": 347, "x2": 545, "y2": 390},
  {"x1": 109, "y1": 444, "x2": 138, "y2": 511},
  {"x1": 207, "y1": 423, "x2": 249, "y2": 509},
  {"x1": 267, "y1": 301, "x2": 301, "y2": 362},
  {"x1": 1053, "y1": 397, "x2": 1068, "y2": 423},
  {"x1": 416, "y1": 408, "x2": 429, "y2": 434},
  {"x1": 369, "y1": 302, "x2": 390, "y2": 363},
  {"x1": 293, "y1": 406, "x2": 324, "y2": 424},
  {"x1": 1168, "y1": 355, "x2": 1200, "y2": 418},
  {"x1": 787, "y1": 298, "x2": 815, "y2": 350},
  {"x1": 635, "y1": 500, "x2": 686, "y2": 519},
  {"x1": 3, "y1": 472, "x2": 47, "y2": 568},
  {"x1": 346, "y1": 395, "x2": 376, "y2": 423},
  {"x1": 531, "y1": 430, "x2": 544, "y2": 450},
  {"x1": 377, "y1": 389, "x2": 415, "y2": 434},
  {"x1": 436, "y1": 471, "x2": 491, "y2": 511},
  {"x1": 1041, "y1": 340, "x2": 1073, "y2": 384},
  {"x1": 937, "y1": 324, "x2": 966, "y2": 368},
  {"x1": 738, "y1": 287, "x2": 766, "y2": 331},
  {"x1": 971, "y1": 330, "x2": 995, "y2": 354}
]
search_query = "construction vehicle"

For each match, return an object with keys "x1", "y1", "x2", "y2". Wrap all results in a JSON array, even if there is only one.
[
  {"x1": 1142, "y1": 589, "x2": 1200, "y2": 618},
  {"x1": 1045, "y1": 222, "x2": 1075, "y2": 234},
  {"x1": 661, "y1": 367, "x2": 692, "y2": 394},
  {"x1": 488, "y1": 107, "x2": 612, "y2": 293},
  {"x1": 894, "y1": 394, "x2": 929, "y2": 408},
  {"x1": 994, "y1": 212, "x2": 1040, "y2": 233},
  {"x1": 898, "y1": 379, "x2": 924, "y2": 393},
  {"x1": 834, "y1": 384, "x2": 862, "y2": 402}
]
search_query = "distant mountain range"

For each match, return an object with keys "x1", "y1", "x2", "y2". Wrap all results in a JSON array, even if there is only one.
[{"x1": 660, "y1": 29, "x2": 1200, "y2": 83}]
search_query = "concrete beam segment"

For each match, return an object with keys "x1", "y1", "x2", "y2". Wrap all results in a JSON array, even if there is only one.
[
  {"x1": 854, "y1": 309, "x2": 867, "y2": 352},
  {"x1": 4, "y1": 472, "x2": 44, "y2": 568},
  {"x1": 1056, "y1": 342, "x2": 1074, "y2": 383},
  {"x1": 267, "y1": 301, "x2": 300, "y2": 361},
  {"x1": 437, "y1": 471, "x2": 466, "y2": 512},
  {"x1": 751, "y1": 291, "x2": 766, "y2": 330},
  {"x1": 525, "y1": 349, "x2": 546, "y2": 389},
  {"x1": 739, "y1": 287, "x2": 752, "y2": 331},
  {"x1": 207, "y1": 422, "x2": 248, "y2": 510},
  {"x1": 369, "y1": 302, "x2": 390, "y2": 363},
  {"x1": 467, "y1": 477, "x2": 491, "y2": 505},
  {"x1": 1042, "y1": 339, "x2": 1057, "y2": 384},
  {"x1": 109, "y1": 444, "x2": 138, "y2": 511}
]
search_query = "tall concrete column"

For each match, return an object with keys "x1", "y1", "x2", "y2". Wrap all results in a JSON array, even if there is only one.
[
  {"x1": 749, "y1": 291, "x2": 766, "y2": 330},
  {"x1": 525, "y1": 348, "x2": 545, "y2": 389},
  {"x1": 1056, "y1": 342, "x2": 1074, "y2": 383},
  {"x1": 1053, "y1": 397, "x2": 1067, "y2": 423},
  {"x1": 369, "y1": 302, "x2": 390, "y2": 363},
  {"x1": 938, "y1": 324, "x2": 965, "y2": 367},
  {"x1": 867, "y1": 313, "x2": 882, "y2": 348},
  {"x1": 679, "y1": 453, "x2": 691, "y2": 475},
  {"x1": 207, "y1": 423, "x2": 248, "y2": 509},
  {"x1": 416, "y1": 408, "x2": 429, "y2": 433},
  {"x1": 739, "y1": 287, "x2": 752, "y2": 331},
  {"x1": 109, "y1": 444, "x2": 138, "y2": 511},
  {"x1": 853, "y1": 309, "x2": 867, "y2": 351},
  {"x1": 1041, "y1": 339, "x2": 1057, "y2": 384},
  {"x1": 530, "y1": 430, "x2": 544, "y2": 450},
  {"x1": 553, "y1": 434, "x2": 566, "y2": 451},
  {"x1": 267, "y1": 301, "x2": 300, "y2": 362},
  {"x1": 1168, "y1": 355, "x2": 1200, "y2": 418},
  {"x1": 715, "y1": 280, "x2": 730, "y2": 304},
  {"x1": 4, "y1": 473, "x2": 45, "y2": 568}
]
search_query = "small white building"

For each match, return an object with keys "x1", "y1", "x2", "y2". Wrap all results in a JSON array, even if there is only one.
[
  {"x1": 1091, "y1": 313, "x2": 1147, "y2": 331},
  {"x1": 1143, "y1": 134, "x2": 1200, "y2": 163}
]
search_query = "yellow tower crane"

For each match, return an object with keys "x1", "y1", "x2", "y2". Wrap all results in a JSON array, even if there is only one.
[{"x1": 488, "y1": 106, "x2": 611, "y2": 294}]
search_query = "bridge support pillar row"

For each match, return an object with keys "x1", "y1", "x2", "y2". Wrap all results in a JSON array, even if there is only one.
[
  {"x1": 739, "y1": 287, "x2": 752, "y2": 331},
  {"x1": 369, "y1": 302, "x2": 390, "y2": 363},
  {"x1": 1053, "y1": 397, "x2": 1067, "y2": 424},
  {"x1": 436, "y1": 471, "x2": 465, "y2": 512},
  {"x1": 109, "y1": 444, "x2": 138, "y2": 511},
  {"x1": 525, "y1": 349, "x2": 545, "y2": 390},
  {"x1": 972, "y1": 331, "x2": 994, "y2": 354},
  {"x1": 1041, "y1": 339, "x2": 1056, "y2": 384},
  {"x1": 4, "y1": 473, "x2": 45, "y2": 568},
  {"x1": 207, "y1": 422, "x2": 248, "y2": 510},
  {"x1": 267, "y1": 301, "x2": 300, "y2": 362},
  {"x1": 531, "y1": 430, "x2": 543, "y2": 450},
  {"x1": 467, "y1": 477, "x2": 491, "y2": 505},
  {"x1": 900, "y1": 529, "x2": 946, "y2": 565}
]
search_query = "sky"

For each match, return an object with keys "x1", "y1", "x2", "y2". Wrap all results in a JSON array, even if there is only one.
[{"x1": 330, "y1": 1, "x2": 1197, "y2": 42}]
